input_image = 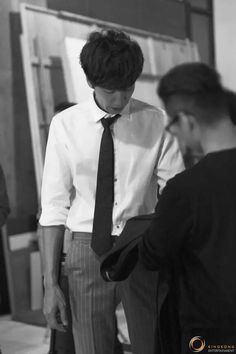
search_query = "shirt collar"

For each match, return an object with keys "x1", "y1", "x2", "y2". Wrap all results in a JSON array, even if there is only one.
[{"x1": 90, "y1": 93, "x2": 131, "y2": 123}]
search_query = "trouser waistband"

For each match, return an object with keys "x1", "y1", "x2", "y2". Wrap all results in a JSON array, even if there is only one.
[
  {"x1": 72, "y1": 231, "x2": 118, "y2": 246},
  {"x1": 72, "y1": 231, "x2": 92, "y2": 240}
]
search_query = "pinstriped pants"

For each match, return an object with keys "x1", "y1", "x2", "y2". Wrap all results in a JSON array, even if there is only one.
[{"x1": 65, "y1": 232, "x2": 158, "y2": 354}]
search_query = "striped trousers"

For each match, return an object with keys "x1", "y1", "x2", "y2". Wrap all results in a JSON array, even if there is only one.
[{"x1": 65, "y1": 232, "x2": 158, "y2": 354}]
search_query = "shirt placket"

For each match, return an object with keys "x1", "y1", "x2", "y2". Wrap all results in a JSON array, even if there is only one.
[{"x1": 111, "y1": 124, "x2": 121, "y2": 235}]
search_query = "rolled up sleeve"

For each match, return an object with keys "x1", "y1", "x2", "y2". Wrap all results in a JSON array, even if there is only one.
[
  {"x1": 39, "y1": 118, "x2": 73, "y2": 226},
  {"x1": 155, "y1": 129, "x2": 185, "y2": 194}
]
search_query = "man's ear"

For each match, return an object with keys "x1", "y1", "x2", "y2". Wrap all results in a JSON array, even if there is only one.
[
  {"x1": 178, "y1": 111, "x2": 196, "y2": 131},
  {"x1": 87, "y1": 79, "x2": 93, "y2": 88}
]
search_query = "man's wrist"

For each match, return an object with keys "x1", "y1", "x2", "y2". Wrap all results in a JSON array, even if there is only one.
[{"x1": 43, "y1": 275, "x2": 58, "y2": 288}]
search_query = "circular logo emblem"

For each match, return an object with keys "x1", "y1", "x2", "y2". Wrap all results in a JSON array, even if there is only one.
[{"x1": 189, "y1": 336, "x2": 206, "y2": 352}]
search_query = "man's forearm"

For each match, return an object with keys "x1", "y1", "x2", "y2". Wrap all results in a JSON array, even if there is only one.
[{"x1": 40, "y1": 225, "x2": 65, "y2": 287}]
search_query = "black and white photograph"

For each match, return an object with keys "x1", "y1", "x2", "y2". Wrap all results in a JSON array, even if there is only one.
[{"x1": 0, "y1": 1, "x2": 236, "y2": 353}]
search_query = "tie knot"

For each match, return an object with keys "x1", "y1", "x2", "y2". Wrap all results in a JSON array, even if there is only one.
[{"x1": 101, "y1": 114, "x2": 120, "y2": 128}]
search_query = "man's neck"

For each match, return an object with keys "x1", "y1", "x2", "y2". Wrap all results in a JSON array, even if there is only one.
[
  {"x1": 200, "y1": 120, "x2": 236, "y2": 155},
  {"x1": 93, "y1": 92, "x2": 110, "y2": 114}
]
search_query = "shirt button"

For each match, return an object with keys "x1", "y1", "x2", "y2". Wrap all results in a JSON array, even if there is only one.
[
  {"x1": 114, "y1": 202, "x2": 118, "y2": 206},
  {"x1": 114, "y1": 178, "x2": 118, "y2": 182}
]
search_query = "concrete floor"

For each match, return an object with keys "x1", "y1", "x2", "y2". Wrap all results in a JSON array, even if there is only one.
[
  {"x1": 0, "y1": 305, "x2": 130, "y2": 354},
  {"x1": 0, "y1": 315, "x2": 49, "y2": 354}
]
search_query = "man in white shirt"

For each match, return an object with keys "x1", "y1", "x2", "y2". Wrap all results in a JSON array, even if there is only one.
[{"x1": 40, "y1": 29, "x2": 184, "y2": 354}]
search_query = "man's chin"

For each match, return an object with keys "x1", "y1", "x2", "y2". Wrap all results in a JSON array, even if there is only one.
[{"x1": 108, "y1": 107, "x2": 123, "y2": 114}]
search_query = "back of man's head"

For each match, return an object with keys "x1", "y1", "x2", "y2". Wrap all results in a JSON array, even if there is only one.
[
  {"x1": 158, "y1": 62, "x2": 228, "y2": 125},
  {"x1": 80, "y1": 29, "x2": 144, "y2": 90}
]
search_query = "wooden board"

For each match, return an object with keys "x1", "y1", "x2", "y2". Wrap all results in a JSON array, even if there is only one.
[{"x1": 61, "y1": 37, "x2": 93, "y2": 103}]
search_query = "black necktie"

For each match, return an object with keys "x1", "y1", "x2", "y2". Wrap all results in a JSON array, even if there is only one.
[{"x1": 91, "y1": 114, "x2": 120, "y2": 256}]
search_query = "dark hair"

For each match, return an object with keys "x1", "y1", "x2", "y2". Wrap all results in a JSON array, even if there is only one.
[
  {"x1": 80, "y1": 29, "x2": 144, "y2": 90},
  {"x1": 54, "y1": 101, "x2": 76, "y2": 113},
  {"x1": 158, "y1": 62, "x2": 228, "y2": 124},
  {"x1": 224, "y1": 89, "x2": 236, "y2": 125}
]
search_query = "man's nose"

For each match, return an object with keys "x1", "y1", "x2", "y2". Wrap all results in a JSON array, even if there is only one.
[{"x1": 113, "y1": 92, "x2": 127, "y2": 106}]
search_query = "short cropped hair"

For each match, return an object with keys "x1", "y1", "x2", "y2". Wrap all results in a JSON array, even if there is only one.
[
  {"x1": 80, "y1": 29, "x2": 144, "y2": 90},
  {"x1": 158, "y1": 63, "x2": 228, "y2": 124}
]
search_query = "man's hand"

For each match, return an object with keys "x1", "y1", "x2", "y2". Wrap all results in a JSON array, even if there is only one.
[{"x1": 43, "y1": 283, "x2": 68, "y2": 332}]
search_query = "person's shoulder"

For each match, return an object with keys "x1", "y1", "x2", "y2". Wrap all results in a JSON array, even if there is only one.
[
  {"x1": 52, "y1": 101, "x2": 91, "y2": 126},
  {"x1": 130, "y1": 98, "x2": 164, "y2": 114},
  {"x1": 130, "y1": 98, "x2": 166, "y2": 125},
  {"x1": 168, "y1": 159, "x2": 207, "y2": 195}
]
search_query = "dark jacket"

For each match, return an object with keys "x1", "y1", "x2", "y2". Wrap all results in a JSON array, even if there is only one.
[
  {"x1": 140, "y1": 148, "x2": 236, "y2": 353},
  {"x1": 100, "y1": 213, "x2": 181, "y2": 354},
  {"x1": 100, "y1": 214, "x2": 154, "y2": 282}
]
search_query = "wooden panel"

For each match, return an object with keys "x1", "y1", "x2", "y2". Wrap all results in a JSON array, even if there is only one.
[
  {"x1": 20, "y1": 34, "x2": 45, "y2": 196},
  {"x1": 61, "y1": 37, "x2": 93, "y2": 103},
  {"x1": 153, "y1": 41, "x2": 173, "y2": 76},
  {"x1": 190, "y1": 13, "x2": 211, "y2": 64},
  {"x1": 50, "y1": 58, "x2": 69, "y2": 111},
  {"x1": 153, "y1": 39, "x2": 200, "y2": 77},
  {"x1": 62, "y1": 18, "x2": 94, "y2": 40},
  {"x1": 132, "y1": 35, "x2": 153, "y2": 75},
  {"x1": 48, "y1": 0, "x2": 187, "y2": 39},
  {"x1": 28, "y1": 8, "x2": 63, "y2": 57},
  {"x1": 188, "y1": 0, "x2": 210, "y2": 10},
  {"x1": 134, "y1": 79, "x2": 161, "y2": 108}
]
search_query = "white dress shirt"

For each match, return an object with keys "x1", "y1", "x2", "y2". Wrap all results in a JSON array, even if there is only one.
[{"x1": 39, "y1": 97, "x2": 184, "y2": 235}]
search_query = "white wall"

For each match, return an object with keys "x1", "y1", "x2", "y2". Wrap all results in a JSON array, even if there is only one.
[{"x1": 214, "y1": 0, "x2": 236, "y2": 90}]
